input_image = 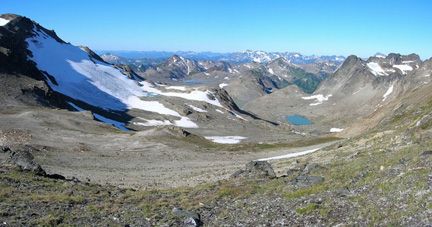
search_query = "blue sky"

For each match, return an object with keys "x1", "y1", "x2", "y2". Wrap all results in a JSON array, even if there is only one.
[{"x1": 2, "y1": 0, "x2": 432, "y2": 58}]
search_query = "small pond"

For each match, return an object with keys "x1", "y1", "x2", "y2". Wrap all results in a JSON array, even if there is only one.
[{"x1": 286, "y1": 115, "x2": 312, "y2": 125}]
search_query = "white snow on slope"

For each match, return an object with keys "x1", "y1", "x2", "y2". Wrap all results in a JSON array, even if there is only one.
[
  {"x1": 393, "y1": 64, "x2": 413, "y2": 74},
  {"x1": 257, "y1": 148, "x2": 320, "y2": 161},
  {"x1": 330, "y1": 128, "x2": 344, "y2": 133},
  {"x1": 205, "y1": 136, "x2": 247, "y2": 144},
  {"x1": 175, "y1": 117, "x2": 199, "y2": 128},
  {"x1": 67, "y1": 102, "x2": 85, "y2": 112},
  {"x1": 26, "y1": 28, "x2": 198, "y2": 128},
  {"x1": 139, "y1": 81, "x2": 222, "y2": 107},
  {"x1": 165, "y1": 86, "x2": 186, "y2": 91},
  {"x1": 268, "y1": 68, "x2": 274, "y2": 74},
  {"x1": 133, "y1": 117, "x2": 198, "y2": 128},
  {"x1": 69, "y1": 101, "x2": 130, "y2": 131},
  {"x1": 134, "y1": 118, "x2": 172, "y2": 127},
  {"x1": 187, "y1": 104, "x2": 207, "y2": 112},
  {"x1": 367, "y1": 62, "x2": 388, "y2": 76},
  {"x1": 219, "y1": 83, "x2": 228, "y2": 88},
  {"x1": 216, "y1": 109, "x2": 224, "y2": 114},
  {"x1": 0, "y1": 18, "x2": 10, "y2": 26},
  {"x1": 302, "y1": 94, "x2": 332, "y2": 106},
  {"x1": 352, "y1": 88, "x2": 363, "y2": 95},
  {"x1": 93, "y1": 113, "x2": 129, "y2": 131},
  {"x1": 382, "y1": 84, "x2": 394, "y2": 101}
]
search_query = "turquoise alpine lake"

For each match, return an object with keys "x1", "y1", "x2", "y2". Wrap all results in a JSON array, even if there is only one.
[{"x1": 286, "y1": 115, "x2": 312, "y2": 125}]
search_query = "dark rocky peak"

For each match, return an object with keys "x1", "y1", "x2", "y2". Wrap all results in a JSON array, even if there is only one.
[
  {"x1": 114, "y1": 64, "x2": 145, "y2": 81},
  {"x1": 268, "y1": 57, "x2": 291, "y2": 67},
  {"x1": 80, "y1": 46, "x2": 107, "y2": 63},
  {"x1": 339, "y1": 55, "x2": 364, "y2": 69},
  {"x1": 385, "y1": 53, "x2": 403, "y2": 65},
  {"x1": 400, "y1": 54, "x2": 422, "y2": 66},
  {"x1": 167, "y1": 54, "x2": 185, "y2": 64},
  {"x1": 0, "y1": 14, "x2": 66, "y2": 44}
]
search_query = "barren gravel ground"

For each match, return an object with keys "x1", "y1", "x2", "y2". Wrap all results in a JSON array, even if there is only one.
[{"x1": 0, "y1": 107, "x2": 336, "y2": 189}]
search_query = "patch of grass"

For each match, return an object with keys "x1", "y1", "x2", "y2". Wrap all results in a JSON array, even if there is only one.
[
  {"x1": 30, "y1": 193, "x2": 85, "y2": 204},
  {"x1": 34, "y1": 214, "x2": 64, "y2": 226},
  {"x1": 284, "y1": 184, "x2": 328, "y2": 200},
  {"x1": 296, "y1": 203, "x2": 319, "y2": 215}
]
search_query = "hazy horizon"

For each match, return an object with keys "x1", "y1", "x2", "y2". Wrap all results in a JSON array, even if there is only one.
[{"x1": 2, "y1": 0, "x2": 432, "y2": 58}]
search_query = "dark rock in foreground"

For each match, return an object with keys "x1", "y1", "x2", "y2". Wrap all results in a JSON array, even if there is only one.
[
  {"x1": 232, "y1": 161, "x2": 276, "y2": 179},
  {"x1": 8, "y1": 147, "x2": 46, "y2": 175},
  {"x1": 172, "y1": 207, "x2": 202, "y2": 227}
]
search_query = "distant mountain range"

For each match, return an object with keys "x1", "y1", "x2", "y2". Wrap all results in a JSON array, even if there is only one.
[{"x1": 98, "y1": 50, "x2": 346, "y2": 65}]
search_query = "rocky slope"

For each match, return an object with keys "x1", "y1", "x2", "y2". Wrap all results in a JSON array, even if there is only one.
[
  {"x1": 244, "y1": 53, "x2": 432, "y2": 136},
  {"x1": 0, "y1": 14, "x2": 286, "y2": 143}
]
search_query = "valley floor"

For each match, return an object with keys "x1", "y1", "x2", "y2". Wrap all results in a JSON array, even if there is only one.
[
  {"x1": 0, "y1": 106, "x2": 431, "y2": 225},
  {"x1": 0, "y1": 106, "x2": 336, "y2": 189}
]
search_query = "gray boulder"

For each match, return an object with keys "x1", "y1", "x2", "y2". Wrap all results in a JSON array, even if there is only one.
[
  {"x1": 9, "y1": 148, "x2": 46, "y2": 175},
  {"x1": 232, "y1": 161, "x2": 276, "y2": 179},
  {"x1": 172, "y1": 207, "x2": 202, "y2": 227},
  {"x1": 291, "y1": 175, "x2": 324, "y2": 187}
]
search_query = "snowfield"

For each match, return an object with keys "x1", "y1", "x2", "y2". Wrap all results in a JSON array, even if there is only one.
[
  {"x1": 187, "y1": 104, "x2": 207, "y2": 113},
  {"x1": 26, "y1": 27, "x2": 198, "y2": 128},
  {"x1": 139, "y1": 81, "x2": 222, "y2": 107},
  {"x1": 133, "y1": 118, "x2": 172, "y2": 127},
  {"x1": 67, "y1": 102, "x2": 85, "y2": 112},
  {"x1": 93, "y1": 113, "x2": 129, "y2": 131},
  {"x1": 367, "y1": 62, "x2": 388, "y2": 76},
  {"x1": 330, "y1": 128, "x2": 344, "y2": 133},
  {"x1": 165, "y1": 86, "x2": 187, "y2": 91},
  {"x1": 205, "y1": 136, "x2": 247, "y2": 144},
  {"x1": 382, "y1": 84, "x2": 394, "y2": 101},
  {"x1": 219, "y1": 83, "x2": 228, "y2": 88},
  {"x1": 0, "y1": 18, "x2": 10, "y2": 26},
  {"x1": 257, "y1": 148, "x2": 320, "y2": 161},
  {"x1": 302, "y1": 94, "x2": 332, "y2": 106}
]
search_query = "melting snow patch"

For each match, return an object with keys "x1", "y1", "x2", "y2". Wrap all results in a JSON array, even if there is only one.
[
  {"x1": 205, "y1": 136, "x2": 247, "y2": 144},
  {"x1": 257, "y1": 148, "x2": 320, "y2": 161},
  {"x1": 352, "y1": 88, "x2": 363, "y2": 95},
  {"x1": 330, "y1": 128, "x2": 344, "y2": 133},
  {"x1": 187, "y1": 104, "x2": 207, "y2": 112},
  {"x1": 139, "y1": 81, "x2": 223, "y2": 107},
  {"x1": 165, "y1": 86, "x2": 186, "y2": 91},
  {"x1": 216, "y1": 109, "x2": 224, "y2": 114},
  {"x1": 382, "y1": 85, "x2": 394, "y2": 101},
  {"x1": 393, "y1": 64, "x2": 413, "y2": 74},
  {"x1": 0, "y1": 18, "x2": 10, "y2": 26},
  {"x1": 93, "y1": 113, "x2": 129, "y2": 131},
  {"x1": 68, "y1": 102, "x2": 85, "y2": 112},
  {"x1": 133, "y1": 116, "x2": 198, "y2": 128},
  {"x1": 26, "y1": 28, "x2": 200, "y2": 129},
  {"x1": 367, "y1": 62, "x2": 388, "y2": 76},
  {"x1": 174, "y1": 117, "x2": 199, "y2": 128},
  {"x1": 224, "y1": 77, "x2": 229, "y2": 80},
  {"x1": 219, "y1": 83, "x2": 228, "y2": 88},
  {"x1": 302, "y1": 94, "x2": 332, "y2": 106},
  {"x1": 134, "y1": 119, "x2": 172, "y2": 127},
  {"x1": 268, "y1": 68, "x2": 274, "y2": 74}
]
